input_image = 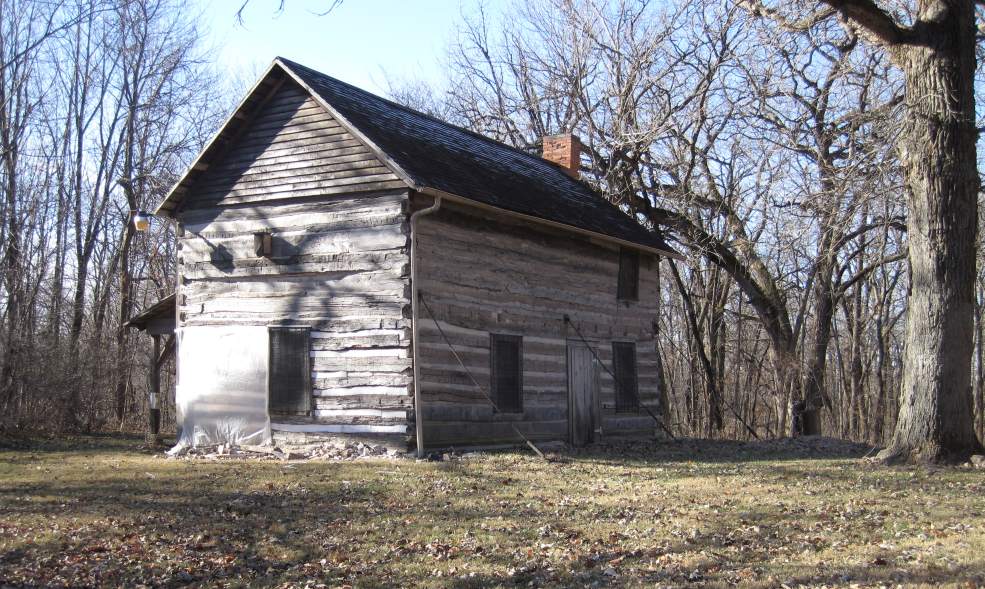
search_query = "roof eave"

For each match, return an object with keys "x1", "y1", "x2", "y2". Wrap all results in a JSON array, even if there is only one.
[
  {"x1": 125, "y1": 293, "x2": 177, "y2": 330},
  {"x1": 417, "y1": 187, "x2": 684, "y2": 260}
]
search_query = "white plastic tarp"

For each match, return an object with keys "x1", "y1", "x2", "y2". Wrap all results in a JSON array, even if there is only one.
[{"x1": 171, "y1": 326, "x2": 271, "y2": 450}]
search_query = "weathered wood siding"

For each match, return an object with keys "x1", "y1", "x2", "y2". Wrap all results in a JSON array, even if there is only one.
[
  {"x1": 188, "y1": 82, "x2": 405, "y2": 206},
  {"x1": 414, "y1": 198, "x2": 661, "y2": 447},
  {"x1": 174, "y1": 79, "x2": 412, "y2": 437}
]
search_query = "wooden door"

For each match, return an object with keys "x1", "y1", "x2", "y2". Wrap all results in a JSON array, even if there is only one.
[{"x1": 567, "y1": 340, "x2": 599, "y2": 446}]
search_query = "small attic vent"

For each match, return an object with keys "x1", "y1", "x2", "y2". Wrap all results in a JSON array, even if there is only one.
[{"x1": 254, "y1": 231, "x2": 272, "y2": 257}]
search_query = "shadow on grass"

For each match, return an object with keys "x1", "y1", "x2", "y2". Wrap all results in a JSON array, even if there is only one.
[
  {"x1": 562, "y1": 435, "x2": 876, "y2": 466},
  {"x1": 0, "y1": 462, "x2": 382, "y2": 586},
  {"x1": 439, "y1": 562, "x2": 985, "y2": 589},
  {"x1": 0, "y1": 431, "x2": 167, "y2": 454},
  {"x1": 6, "y1": 435, "x2": 981, "y2": 588}
]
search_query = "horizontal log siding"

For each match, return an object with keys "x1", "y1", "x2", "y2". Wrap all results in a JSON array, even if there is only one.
[
  {"x1": 177, "y1": 197, "x2": 413, "y2": 434},
  {"x1": 175, "y1": 80, "x2": 412, "y2": 437},
  {"x1": 415, "y1": 200, "x2": 660, "y2": 447},
  {"x1": 184, "y1": 81, "x2": 405, "y2": 208}
]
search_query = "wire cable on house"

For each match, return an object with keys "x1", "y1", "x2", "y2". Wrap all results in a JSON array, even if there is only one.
[
  {"x1": 418, "y1": 292, "x2": 546, "y2": 460},
  {"x1": 562, "y1": 314, "x2": 678, "y2": 441},
  {"x1": 567, "y1": 311, "x2": 758, "y2": 440}
]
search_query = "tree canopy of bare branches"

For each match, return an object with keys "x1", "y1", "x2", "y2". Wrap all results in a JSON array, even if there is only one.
[
  {"x1": 0, "y1": 0, "x2": 224, "y2": 433},
  {"x1": 382, "y1": 0, "x2": 984, "y2": 457}
]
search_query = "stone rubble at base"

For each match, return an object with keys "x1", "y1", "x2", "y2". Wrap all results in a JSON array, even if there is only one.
[{"x1": 164, "y1": 440, "x2": 407, "y2": 461}]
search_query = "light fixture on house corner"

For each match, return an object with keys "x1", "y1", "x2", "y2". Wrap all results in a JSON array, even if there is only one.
[{"x1": 133, "y1": 211, "x2": 152, "y2": 232}]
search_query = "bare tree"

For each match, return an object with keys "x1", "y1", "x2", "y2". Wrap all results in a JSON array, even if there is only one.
[
  {"x1": 0, "y1": 0, "x2": 222, "y2": 434},
  {"x1": 424, "y1": 0, "x2": 914, "y2": 442},
  {"x1": 745, "y1": 0, "x2": 984, "y2": 462}
]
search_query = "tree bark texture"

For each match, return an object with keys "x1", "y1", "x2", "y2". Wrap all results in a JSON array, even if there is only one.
[
  {"x1": 803, "y1": 272, "x2": 835, "y2": 436},
  {"x1": 878, "y1": 0, "x2": 983, "y2": 462}
]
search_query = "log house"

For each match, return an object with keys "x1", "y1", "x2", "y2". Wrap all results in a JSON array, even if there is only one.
[{"x1": 130, "y1": 58, "x2": 679, "y2": 453}]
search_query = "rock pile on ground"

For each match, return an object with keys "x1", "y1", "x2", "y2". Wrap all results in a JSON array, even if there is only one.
[
  {"x1": 303, "y1": 440, "x2": 404, "y2": 460},
  {"x1": 165, "y1": 440, "x2": 405, "y2": 461},
  {"x1": 163, "y1": 435, "x2": 891, "y2": 463}
]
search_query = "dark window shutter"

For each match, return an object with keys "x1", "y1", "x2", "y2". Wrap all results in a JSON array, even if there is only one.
[
  {"x1": 612, "y1": 341, "x2": 639, "y2": 411},
  {"x1": 617, "y1": 248, "x2": 639, "y2": 301},
  {"x1": 269, "y1": 327, "x2": 311, "y2": 414},
  {"x1": 490, "y1": 334, "x2": 522, "y2": 413}
]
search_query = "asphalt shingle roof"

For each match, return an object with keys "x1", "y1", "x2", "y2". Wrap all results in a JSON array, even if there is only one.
[{"x1": 279, "y1": 58, "x2": 674, "y2": 254}]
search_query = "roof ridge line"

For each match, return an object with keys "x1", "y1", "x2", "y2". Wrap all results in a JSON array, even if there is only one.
[{"x1": 276, "y1": 57, "x2": 578, "y2": 179}]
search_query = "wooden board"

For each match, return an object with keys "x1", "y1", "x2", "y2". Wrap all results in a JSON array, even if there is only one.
[{"x1": 567, "y1": 340, "x2": 599, "y2": 447}]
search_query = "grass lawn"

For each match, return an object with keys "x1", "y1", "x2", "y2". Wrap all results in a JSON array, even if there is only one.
[{"x1": 0, "y1": 435, "x2": 983, "y2": 588}]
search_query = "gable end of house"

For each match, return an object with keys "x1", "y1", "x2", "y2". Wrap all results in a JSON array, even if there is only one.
[{"x1": 158, "y1": 64, "x2": 408, "y2": 216}]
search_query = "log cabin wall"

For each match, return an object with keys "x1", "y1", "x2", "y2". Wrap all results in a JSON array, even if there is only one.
[
  {"x1": 173, "y1": 79, "x2": 413, "y2": 439},
  {"x1": 413, "y1": 196, "x2": 661, "y2": 447}
]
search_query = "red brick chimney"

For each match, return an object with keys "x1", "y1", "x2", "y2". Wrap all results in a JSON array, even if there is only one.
[{"x1": 542, "y1": 134, "x2": 582, "y2": 178}]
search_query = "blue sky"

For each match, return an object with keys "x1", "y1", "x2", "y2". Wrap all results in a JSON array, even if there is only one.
[{"x1": 201, "y1": 0, "x2": 486, "y2": 94}]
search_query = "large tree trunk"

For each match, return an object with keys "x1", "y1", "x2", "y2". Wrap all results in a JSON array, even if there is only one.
[{"x1": 879, "y1": 3, "x2": 984, "y2": 462}]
